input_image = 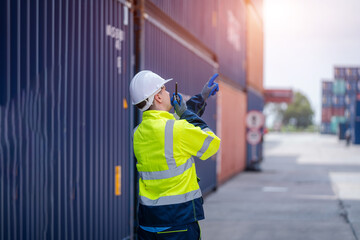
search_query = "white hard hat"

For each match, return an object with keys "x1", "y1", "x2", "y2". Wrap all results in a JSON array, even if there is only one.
[{"x1": 129, "y1": 70, "x2": 173, "y2": 111}]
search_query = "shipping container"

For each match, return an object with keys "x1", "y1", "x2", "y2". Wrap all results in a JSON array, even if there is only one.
[
  {"x1": 338, "y1": 122, "x2": 349, "y2": 140},
  {"x1": 141, "y1": 6, "x2": 218, "y2": 195},
  {"x1": 345, "y1": 93, "x2": 356, "y2": 106},
  {"x1": 321, "y1": 107, "x2": 332, "y2": 122},
  {"x1": 246, "y1": 87, "x2": 264, "y2": 170},
  {"x1": 331, "y1": 116, "x2": 346, "y2": 134},
  {"x1": 332, "y1": 95, "x2": 345, "y2": 108},
  {"x1": 217, "y1": 81, "x2": 247, "y2": 184},
  {"x1": 217, "y1": 0, "x2": 247, "y2": 87},
  {"x1": 320, "y1": 122, "x2": 332, "y2": 134},
  {"x1": 146, "y1": 0, "x2": 247, "y2": 88},
  {"x1": 334, "y1": 67, "x2": 346, "y2": 79},
  {"x1": 249, "y1": 0, "x2": 263, "y2": 19},
  {"x1": 345, "y1": 67, "x2": 360, "y2": 78},
  {"x1": 332, "y1": 107, "x2": 345, "y2": 117},
  {"x1": 346, "y1": 79, "x2": 357, "y2": 93},
  {"x1": 0, "y1": 0, "x2": 134, "y2": 239},
  {"x1": 146, "y1": 0, "x2": 217, "y2": 51},
  {"x1": 322, "y1": 81, "x2": 333, "y2": 93},
  {"x1": 322, "y1": 94, "x2": 332, "y2": 108},
  {"x1": 356, "y1": 100, "x2": 360, "y2": 117},
  {"x1": 333, "y1": 79, "x2": 346, "y2": 95},
  {"x1": 246, "y1": 0, "x2": 263, "y2": 93},
  {"x1": 354, "y1": 120, "x2": 360, "y2": 144}
]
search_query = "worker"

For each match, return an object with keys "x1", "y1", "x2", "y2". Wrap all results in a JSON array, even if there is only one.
[{"x1": 129, "y1": 70, "x2": 221, "y2": 240}]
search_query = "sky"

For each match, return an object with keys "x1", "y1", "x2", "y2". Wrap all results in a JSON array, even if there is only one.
[{"x1": 263, "y1": 0, "x2": 360, "y2": 125}]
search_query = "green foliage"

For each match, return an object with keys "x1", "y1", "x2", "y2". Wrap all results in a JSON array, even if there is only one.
[{"x1": 282, "y1": 92, "x2": 314, "y2": 128}]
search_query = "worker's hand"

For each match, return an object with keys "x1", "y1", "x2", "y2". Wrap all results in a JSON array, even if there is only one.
[
  {"x1": 201, "y1": 73, "x2": 219, "y2": 101},
  {"x1": 171, "y1": 93, "x2": 187, "y2": 117}
]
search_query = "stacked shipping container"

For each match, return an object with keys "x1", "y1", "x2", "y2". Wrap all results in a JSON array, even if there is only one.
[
  {"x1": 245, "y1": 0, "x2": 264, "y2": 171},
  {"x1": 1, "y1": 0, "x2": 264, "y2": 238},
  {"x1": 321, "y1": 67, "x2": 360, "y2": 144},
  {"x1": 321, "y1": 81, "x2": 334, "y2": 134}
]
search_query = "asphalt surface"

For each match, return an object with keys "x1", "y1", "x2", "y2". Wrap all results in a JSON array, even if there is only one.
[{"x1": 200, "y1": 132, "x2": 360, "y2": 240}]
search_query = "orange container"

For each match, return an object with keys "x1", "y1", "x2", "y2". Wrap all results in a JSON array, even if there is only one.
[
  {"x1": 246, "y1": 1, "x2": 264, "y2": 93},
  {"x1": 217, "y1": 81, "x2": 247, "y2": 184}
]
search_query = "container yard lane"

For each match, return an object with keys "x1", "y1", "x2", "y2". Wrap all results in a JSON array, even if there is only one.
[{"x1": 201, "y1": 133, "x2": 360, "y2": 240}]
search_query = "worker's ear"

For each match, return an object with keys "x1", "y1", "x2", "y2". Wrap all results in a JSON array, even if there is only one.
[{"x1": 154, "y1": 92, "x2": 162, "y2": 103}]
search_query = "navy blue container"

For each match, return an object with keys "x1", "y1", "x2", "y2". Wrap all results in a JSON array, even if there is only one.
[
  {"x1": 147, "y1": 0, "x2": 247, "y2": 88},
  {"x1": 354, "y1": 120, "x2": 360, "y2": 144},
  {"x1": 0, "y1": 0, "x2": 134, "y2": 239},
  {"x1": 332, "y1": 95, "x2": 345, "y2": 108},
  {"x1": 143, "y1": 19, "x2": 218, "y2": 194},
  {"x1": 246, "y1": 87, "x2": 264, "y2": 170},
  {"x1": 356, "y1": 100, "x2": 360, "y2": 116},
  {"x1": 338, "y1": 122, "x2": 348, "y2": 140},
  {"x1": 321, "y1": 122, "x2": 332, "y2": 134},
  {"x1": 322, "y1": 94, "x2": 332, "y2": 108},
  {"x1": 345, "y1": 93, "x2": 355, "y2": 108},
  {"x1": 322, "y1": 81, "x2": 333, "y2": 93},
  {"x1": 147, "y1": 0, "x2": 217, "y2": 51},
  {"x1": 345, "y1": 67, "x2": 359, "y2": 79},
  {"x1": 346, "y1": 79, "x2": 357, "y2": 93},
  {"x1": 334, "y1": 67, "x2": 346, "y2": 79}
]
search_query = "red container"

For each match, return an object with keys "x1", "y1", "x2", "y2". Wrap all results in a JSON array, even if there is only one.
[
  {"x1": 332, "y1": 107, "x2": 345, "y2": 117},
  {"x1": 217, "y1": 81, "x2": 247, "y2": 184},
  {"x1": 322, "y1": 108, "x2": 332, "y2": 122},
  {"x1": 246, "y1": 1, "x2": 263, "y2": 93}
]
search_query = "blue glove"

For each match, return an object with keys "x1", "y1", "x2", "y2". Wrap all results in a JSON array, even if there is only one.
[
  {"x1": 171, "y1": 93, "x2": 187, "y2": 117},
  {"x1": 201, "y1": 73, "x2": 219, "y2": 100}
]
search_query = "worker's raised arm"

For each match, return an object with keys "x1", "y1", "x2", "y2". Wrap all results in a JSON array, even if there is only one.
[{"x1": 174, "y1": 120, "x2": 220, "y2": 160}]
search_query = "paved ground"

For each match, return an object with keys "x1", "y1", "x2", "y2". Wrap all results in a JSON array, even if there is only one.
[{"x1": 200, "y1": 133, "x2": 360, "y2": 240}]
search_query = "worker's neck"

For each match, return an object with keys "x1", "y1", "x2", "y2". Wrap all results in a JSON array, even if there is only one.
[{"x1": 150, "y1": 104, "x2": 169, "y2": 112}]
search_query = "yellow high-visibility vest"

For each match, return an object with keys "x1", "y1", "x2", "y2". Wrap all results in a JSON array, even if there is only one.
[{"x1": 134, "y1": 110, "x2": 220, "y2": 226}]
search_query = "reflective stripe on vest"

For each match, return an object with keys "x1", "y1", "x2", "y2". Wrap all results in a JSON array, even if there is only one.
[
  {"x1": 139, "y1": 188, "x2": 202, "y2": 206},
  {"x1": 139, "y1": 157, "x2": 194, "y2": 180},
  {"x1": 202, "y1": 127, "x2": 213, "y2": 133},
  {"x1": 164, "y1": 120, "x2": 177, "y2": 169},
  {"x1": 196, "y1": 135, "x2": 214, "y2": 158}
]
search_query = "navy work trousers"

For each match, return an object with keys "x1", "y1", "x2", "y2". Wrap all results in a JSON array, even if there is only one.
[{"x1": 137, "y1": 222, "x2": 201, "y2": 240}]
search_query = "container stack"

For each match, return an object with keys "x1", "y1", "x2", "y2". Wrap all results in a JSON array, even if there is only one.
[
  {"x1": 321, "y1": 81, "x2": 333, "y2": 134},
  {"x1": 338, "y1": 66, "x2": 360, "y2": 144},
  {"x1": 322, "y1": 67, "x2": 360, "y2": 144},
  {"x1": 245, "y1": 0, "x2": 264, "y2": 172},
  {"x1": 331, "y1": 78, "x2": 346, "y2": 134},
  {"x1": 1, "y1": 0, "x2": 265, "y2": 238}
]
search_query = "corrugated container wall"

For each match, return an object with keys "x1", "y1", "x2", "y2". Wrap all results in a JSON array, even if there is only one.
[
  {"x1": 218, "y1": 0, "x2": 247, "y2": 86},
  {"x1": 321, "y1": 122, "x2": 332, "y2": 134},
  {"x1": 321, "y1": 80, "x2": 333, "y2": 134},
  {"x1": 0, "y1": 0, "x2": 134, "y2": 239},
  {"x1": 217, "y1": 81, "x2": 247, "y2": 184},
  {"x1": 142, "y1": 3, "x2": 218, "y2": 194},
  {"x1": 246, "y1": 88, "x2": 264, "y2": 168},
  {"x1": 246, "y1": 0, "x2": 263, "y2": 93},
  {"x1": 148, "y1": 0, "x2": 247, "y2": 88},
  {"x1": 147, "y1": 0, "x2": 217, "y2": 51},
  {"x1": 334, "y1": 67, "x2": 346, "y2": 79}
]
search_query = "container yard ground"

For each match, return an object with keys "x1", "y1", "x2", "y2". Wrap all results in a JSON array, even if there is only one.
[{"x1": 201, "y1": 133, "x2": 360, "y2": 240}]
